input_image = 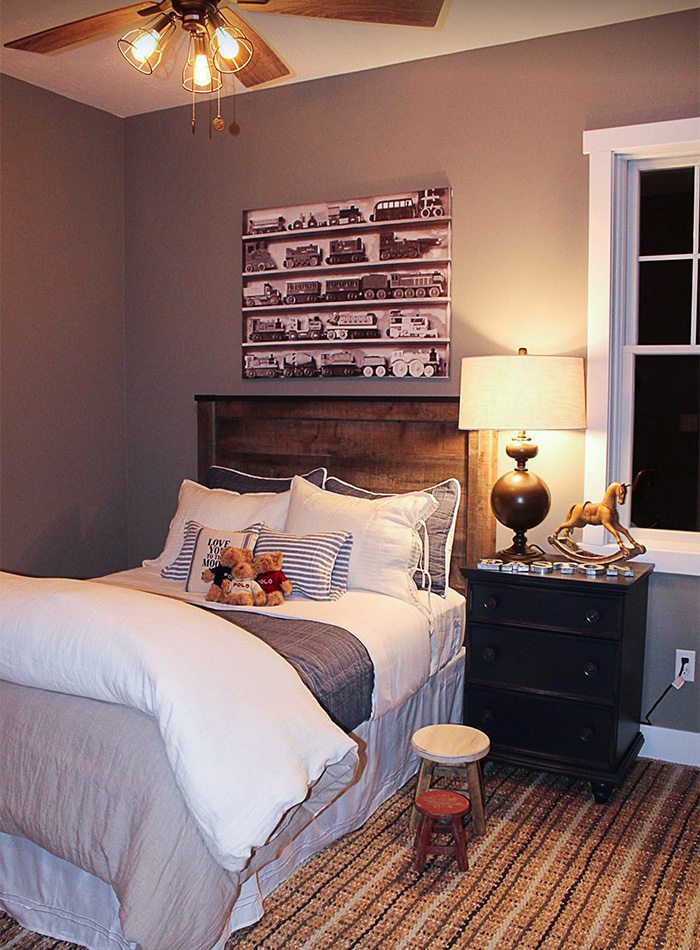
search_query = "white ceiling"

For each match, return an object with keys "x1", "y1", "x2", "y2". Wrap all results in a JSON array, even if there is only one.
[{"x1": 1, "y1": 0, "x2": 697, "y2": 118}]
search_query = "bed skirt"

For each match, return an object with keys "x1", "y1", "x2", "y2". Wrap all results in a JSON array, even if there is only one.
[{"x1": 0, "y1": 649, "x2": 464, "y2": 950}]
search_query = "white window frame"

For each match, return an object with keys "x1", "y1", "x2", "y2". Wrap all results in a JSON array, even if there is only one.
[{"x1": 582, "y1": 117, "x2": 700, "y2": 576}]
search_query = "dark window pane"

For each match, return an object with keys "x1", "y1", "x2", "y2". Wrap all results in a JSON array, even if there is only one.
[
  {"x1": 631, "y1": 355, "x2": 699, "y2": 532},
  {"x1": 639, "y1": 167, "x2": 695, "y2": 255},
  {"x1": 637, "y1": 260, "x2": 692, "y2": 344}
]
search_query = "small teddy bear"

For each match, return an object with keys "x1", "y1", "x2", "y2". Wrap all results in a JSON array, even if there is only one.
[
  {"x1": 252, "y1": 550, "x2": 293, "y2": 606},
  {"x1": 222, "y1": 548, "x2": 267, "y2": 607},
  {"x1": 202, "y1": 545, "x2": 241, "y2": 603}
]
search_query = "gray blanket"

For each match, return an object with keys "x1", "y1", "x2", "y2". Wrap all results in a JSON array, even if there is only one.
[
  {"x1": 0, "y1": 610, "x2": 373, "y2": 950},
  {"x1": 219, "y1": 610, "x2": 374, "y2": 731}
]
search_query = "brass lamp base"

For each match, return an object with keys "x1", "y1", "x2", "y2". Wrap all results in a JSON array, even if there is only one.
[
  {"x1": 493, "y1": 538, "x2": 546, "y2": 563},
  {"x1": 490, "y1": 434, "x2": 551, "y2": 562}
]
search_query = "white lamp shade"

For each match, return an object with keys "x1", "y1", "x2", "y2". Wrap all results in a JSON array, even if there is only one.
[{"x1": 458, "y1": 353, "x2": 586, "y2": 431}]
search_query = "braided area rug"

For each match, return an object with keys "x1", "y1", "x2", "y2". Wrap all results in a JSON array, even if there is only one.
[{"x1": 1, "y1": 760, "x2": 698, "y2": 949}]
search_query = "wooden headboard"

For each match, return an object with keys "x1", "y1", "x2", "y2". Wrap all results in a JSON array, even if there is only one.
[{"x1": 196, "y1": 395, "x2": 496, "y2": 589}]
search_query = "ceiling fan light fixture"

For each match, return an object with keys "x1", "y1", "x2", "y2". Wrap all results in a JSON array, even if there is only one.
[
  {"x1": 182, "y1": 30, "x2": 222, "y2": 93},
  {"x1": 208, "y1": 10, "x2": 253, "y2": 74},
  {"x1": 117, "y1": 14, "x2": 175, "y2": 75}
]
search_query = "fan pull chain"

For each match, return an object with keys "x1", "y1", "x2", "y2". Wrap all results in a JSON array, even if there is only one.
[
  {"x1": 184, "y1": 32, "x2": 195, "y2": 133},
  {"x1": 213, "y1": 73, "x2": 224, "y2": 132}
]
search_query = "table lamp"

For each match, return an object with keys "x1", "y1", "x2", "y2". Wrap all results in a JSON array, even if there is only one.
[{"x1": 458, "y1": 347, "x2": 586, "y2": 561}]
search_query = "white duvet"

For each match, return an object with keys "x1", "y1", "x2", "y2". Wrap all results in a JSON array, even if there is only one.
[
  {"x1": 102, "y1": 566, "x2": 461, "y2": 716},
  {"x1": 0, "y1": 571, "x2": 358, "y2": 872}
]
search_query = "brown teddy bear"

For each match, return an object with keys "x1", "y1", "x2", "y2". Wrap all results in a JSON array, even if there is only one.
[
  {"x1": 252, "y1": 550, "x2": 293, "y2": 606},
  {"x1": 202, "y1": 545, "x2": 241, "y2": 603},
  {"x1": 222, "y1": 548, "x2": 267, "y2": 607}
]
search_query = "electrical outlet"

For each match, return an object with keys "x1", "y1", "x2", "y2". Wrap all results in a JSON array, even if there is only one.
[{"x1": 675, "y1": 649, "x2": 696, "y2": 683}]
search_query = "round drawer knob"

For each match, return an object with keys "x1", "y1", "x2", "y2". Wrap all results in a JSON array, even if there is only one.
[
  {"x1": 482, "y1": 647, "x2": 497, "y2": 663},
  {"x1": 585, "y1": 608, "x2": 601, "y2": 624},
  {"x1": 480, "y1": 708, "x2": 494, "y2": 724},
  {"x1": 584, "y1": 661, "x2": 599, "y2": 677},
  {"x1": 579, "y1": 726, "x2": 595, "y2": 743},
  {"x1": 483, "y1": 595, "x2": 499, "y2": 610}
]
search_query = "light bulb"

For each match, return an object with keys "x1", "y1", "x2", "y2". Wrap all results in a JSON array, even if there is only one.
[
  {"x1": 182, "y1": 30, "x2": 222, "y2": 93},
  {"x1": 118, "y1": 15, "x2": 174, "y2": 74},
  {"x1": 193, "y1": 52, "x2": 212, "y2": 88},
  {"x1": 214, "y1": 27, "x2": 240, "y2": 62},
  {"x1": 208, "y1": 11, "x2": 252, "y2": 73},
  {"x1": 132, "y1": 29, "x2": 158, "y2": 64}
]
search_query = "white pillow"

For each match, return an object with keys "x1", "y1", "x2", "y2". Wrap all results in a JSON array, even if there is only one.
[
  {"x1": 144, "y1": 480, "x2": 291, "y2": 569},
  {"x1": 284, "y1": 475, "x2": 438, "y2": 605}
]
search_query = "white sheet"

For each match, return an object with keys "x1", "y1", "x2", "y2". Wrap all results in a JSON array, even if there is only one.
[
  {"x1": 99, "y1": 566, "x2": 465, "y2": 717},
  {"x1": 0, "y1": 571, "x2": 357, "y2": 872}
]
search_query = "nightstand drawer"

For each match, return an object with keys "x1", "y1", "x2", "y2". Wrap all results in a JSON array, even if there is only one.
[
  {"x1": 468, "y1": 581, "x2": 622, "y2": 638},
  {"x1": 468, "y1": 624, "x2": 618, "y2": 702},
  {"x1": 466, "y1": 687, "x2": 615, "y2": 766}
]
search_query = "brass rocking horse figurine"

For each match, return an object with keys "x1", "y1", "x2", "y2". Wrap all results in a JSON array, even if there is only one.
[{"x1": 548, "y1": 481, "x2": 647, "y2": 564}]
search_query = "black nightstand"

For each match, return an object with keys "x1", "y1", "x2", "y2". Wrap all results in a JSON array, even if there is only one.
[{"x1": 461, "y1": 560, "x2": 653, "y2": 802}]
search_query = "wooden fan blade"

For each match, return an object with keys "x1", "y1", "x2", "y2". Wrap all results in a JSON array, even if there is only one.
[
  {"x1": 222, "y1": 9, "x2": 291, "y2": 87},
  {"x1": 4, "y1": 3, "x2": 167, "y2": 54},
  {"x1": 236, "y1": 0, "x2": 446, "y2": 28}
]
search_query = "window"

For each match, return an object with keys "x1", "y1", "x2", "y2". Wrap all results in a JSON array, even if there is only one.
[
  {"x1": 583, "y1": 118, "x2": 700, "y2": 575},
  {"x1": 622, "y1": 161, "x2": 699, "y2": 534}
]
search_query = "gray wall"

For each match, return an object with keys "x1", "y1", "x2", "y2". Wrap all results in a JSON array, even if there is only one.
[
  {"x1": 1, "y1": 13, "x2": 697, "y2": 733},
  {"x1": 0, "y1": 76, "x2": 128, "y2": 578},
  {"x1": 643, "y1": 574, "x2": 699, "y2": 733}
]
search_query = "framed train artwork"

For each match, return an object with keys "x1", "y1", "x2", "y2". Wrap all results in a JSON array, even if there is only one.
[{"x1": 241, "y1": 187, "x2": 452, "y2": 381}]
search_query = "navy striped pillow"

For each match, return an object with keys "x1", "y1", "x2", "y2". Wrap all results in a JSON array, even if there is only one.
[
  {"x1": 162, "y1": 521, "x2": 262, "y2": 582},
  {"x1": 254, "y1": 526, "x2": 353, "y2": 601}
]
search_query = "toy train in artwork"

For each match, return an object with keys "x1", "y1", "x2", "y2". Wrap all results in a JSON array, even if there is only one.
[
  {"x1": 288, "y1": 212, "x2": 319, "y2": 230},
  {"x1": 325, "y1": 238, "x2": 368, "y2": 265},
  {"x1": 244, "y1": 283, "x2": 284, "y2": 307},
  {"x1": 247, "y1": 215, "x2": 287, "y2": 234},
  {"x1": 246, "y1": 190, "x2": 448, "y2": 235},
  {"x1": 282, "y1": 239, "x2": 368, "y2": 268},
  {"x1": 248, "y1": 317, "x2": 288, "y2": 342},
  {"x1": 379, "y1": 230, "x2": 441, "y2": 260},
  {"x1": 243, "y1": 271, "x2": 447, "y2": 306},
  {"x1": 325, "y1": 312, "x2": 380, "y2": 340},
  {"x1": 283, "y1": 244, "x2": 322, "y2": 268},
  {"x1": 244, "y1": 240, "x2": 278, "y2": 272},
  {"x1": 386, "y1": 310, "x2": 438, "y2": 338},
  {"x1": 249, "y1": 205, "x2": 365, "y2": 234},
  {"x1": 247, "y1": 309, "x2": 437, "y2": 343},
  {"x1": 370, "y1": 189, "x2": 447, "y2": 222},
  {"x1": 246, "y1": 232, "x2": 439, "y2": 272},
  {"x1": 286, "y1": 205, "x2": 363, "y2": 230},
  {"x1": 327, "y1": 205, "x2": 364, "y2": 226},
  {"x1": 244, "y1": 347, "x2": 443, "y2": 379}
]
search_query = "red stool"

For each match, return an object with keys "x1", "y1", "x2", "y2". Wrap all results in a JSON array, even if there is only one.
[{"x1": 413, "y1": 789, "x2": 470, "y2": 872}]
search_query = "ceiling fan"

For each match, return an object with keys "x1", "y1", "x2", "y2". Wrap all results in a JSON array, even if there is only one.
[{"x1": 4, "y1": 1, "x2": 448, "y2": 91}]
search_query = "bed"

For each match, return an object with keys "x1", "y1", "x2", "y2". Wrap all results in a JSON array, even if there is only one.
[{"x1": 0, "y1": 395, "x2": 496, "y2": 950}]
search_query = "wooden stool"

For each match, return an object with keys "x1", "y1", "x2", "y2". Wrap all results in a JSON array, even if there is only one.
[
  {"x1": 410, "y1": 724, "x2": 490, "y2": 836},
  {"x1": 413, "y1": 789, "x2": 470, "y2": 872}
]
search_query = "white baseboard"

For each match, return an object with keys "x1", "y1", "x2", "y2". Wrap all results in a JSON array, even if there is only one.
[{"x1": 640, "y1": 725, "x2": 700, "y2": 767}]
